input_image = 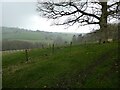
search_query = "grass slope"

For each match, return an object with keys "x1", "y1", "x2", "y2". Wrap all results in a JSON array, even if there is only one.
[
  {"x1": 2, "y1": 43, "x2": 119, "y2": 88},
  {"x1": 2, "y1": 27, "x2": 77, "y2": 43}
]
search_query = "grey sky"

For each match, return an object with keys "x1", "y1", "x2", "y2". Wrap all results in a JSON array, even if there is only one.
[
  {"x1": 1, "y1": 0, "x2": 118, "y2": 33},
  {"x1": 2, "y1": 2, "x2": 38, "y2": 29},
  {"x1": 1, "y1": 1, "x2": 98, "y2": 33}
]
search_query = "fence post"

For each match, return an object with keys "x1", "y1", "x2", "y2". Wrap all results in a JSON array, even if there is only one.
[
  {"x1": 70, "y1": 42, "x2": 72, "y2": 56},
  {"x1": 25, "y1": 49, "x2": 28, "y2": 61},
  {"x1": 52, "y1": 44, "x2": 54, "y2": 54}
]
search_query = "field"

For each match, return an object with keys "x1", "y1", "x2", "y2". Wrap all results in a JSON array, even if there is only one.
[
  {"x1": 2, "y1": 27, "x2": 79, "y2": 51},
  {"x1": 2, "y1": 27, "x2": 77, "y2": 43},
  {"x1": 2, "y1": 43, "x2": 119, "y2": 88}
]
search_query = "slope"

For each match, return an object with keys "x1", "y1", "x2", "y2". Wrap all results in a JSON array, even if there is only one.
[{"x1": 2, "y1": 43, "x2": 119, "y2": 88}]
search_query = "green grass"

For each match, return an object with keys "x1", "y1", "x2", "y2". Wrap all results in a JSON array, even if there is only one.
[
  {"x1": 2, "y1": 43, "x2": 119, "y2": 88},
  {"x1": 2, "y1": 27, "x2": 75, "y2": 43}
]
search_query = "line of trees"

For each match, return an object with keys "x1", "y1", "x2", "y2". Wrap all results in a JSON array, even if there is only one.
[{"x1": 72, "y1": 24, "x2": 118, "y2": 44}]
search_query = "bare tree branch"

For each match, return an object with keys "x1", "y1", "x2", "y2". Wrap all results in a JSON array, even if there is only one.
[
  {"x1": 37, "y1": 0, "x2": 119, "y2": 28},
  {"x1": 108, "y1": 1, "x2": 119, "y2": 8}
]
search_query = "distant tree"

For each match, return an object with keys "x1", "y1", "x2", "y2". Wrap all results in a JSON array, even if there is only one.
[
  {"x1": 37, "y1": 0, "x2": 119, "y2": 43},
  {"x1": 72, "y1": 35, "x2": 77, "y2": 44},
  {"x1": 36, "y1": 30, "x2": 40, "y2": 32},
  {"x1": 64, "y1": 41, "x2": 69, "y2": 47},
  {"x1": 77, "y1": 34, "x2": 83, "y2": 43},
  {"x1": 80, "y1": 23, "x2": 118, "y2": 43},
  {"x1": 54, "y1": 36, "x2": 64, "y2": 46},
  {"x1": 64, "y1": 41, "x2": 68, "y2": 44},
  {"x1": 107, "y1": 24, "x2": 118, "y2": 41}
]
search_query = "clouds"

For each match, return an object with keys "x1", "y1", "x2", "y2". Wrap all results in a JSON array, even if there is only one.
[
  {"x1": 1, "y1": 0, "x2": 37, "y2": 2},
  {"x1": 2, "y1": 1, "x2": 97, "y2": 33},
  {"x1": 0, "y1": 3, "x2": 2, "y2": 27},
  {"x1": 2, "y1": 2, "x2": 37, "y2": 28}
]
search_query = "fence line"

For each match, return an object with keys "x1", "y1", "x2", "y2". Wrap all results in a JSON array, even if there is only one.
[
  {"x1": 1, "y1": 42, "x2": 80, "y2": 62},
  {"x1": 1, "y1": 49, "x2": 32, "y2": 53}
]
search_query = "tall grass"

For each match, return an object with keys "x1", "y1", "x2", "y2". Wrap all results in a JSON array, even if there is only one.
[{"x1": 2, "y1": 43, "x2": 119, "y2": 88}]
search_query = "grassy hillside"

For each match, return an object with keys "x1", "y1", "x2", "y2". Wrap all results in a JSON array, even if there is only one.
[
  {"x1": 2, "y1": 27, "x2": 80, "y2": 51},
  {"x1": 2, "y1": 27, "x2": 78, "y2": 43},
  {"x1": 2, "y1": 43, "x2": 119, "y2": 88}
]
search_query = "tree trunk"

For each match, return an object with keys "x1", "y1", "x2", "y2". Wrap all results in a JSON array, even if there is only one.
[{"x1": 99, "y1": 1, "x2": 108, "y2": 43}]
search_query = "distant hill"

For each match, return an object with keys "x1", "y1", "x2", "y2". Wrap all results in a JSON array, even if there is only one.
[
  {"x1": 1, "y1": 27, "x2": 81, "y2": 50},
  {"x1": 2, "y1": 24, "x2": 118, "y2": 51},
  {"x1": 2, "y1": 27, "x2": 80, "y2": 44}
]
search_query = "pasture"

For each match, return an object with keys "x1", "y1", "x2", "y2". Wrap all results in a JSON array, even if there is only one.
[
  {"x1": 2, "y1": 27, "x2": 76, "y2": 43},
  {"x1": 2, "y1": 43, "x2": 119, "y2": 88}
]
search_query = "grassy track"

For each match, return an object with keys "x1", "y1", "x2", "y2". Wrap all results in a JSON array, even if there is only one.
[{"x1": 2, "y1": 43, "x2": 119, "y2": 88}]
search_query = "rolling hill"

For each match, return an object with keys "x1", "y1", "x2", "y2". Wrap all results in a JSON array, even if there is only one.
[
  {"x1": 2, "y1": 27, "x2": 80, "y2": 43},
  {"x1": 1, "y1": 27, "x2": 81, "y2": 51},
  {"x1": 2, "y1": 42, "x2": 119, "y2": 88}
]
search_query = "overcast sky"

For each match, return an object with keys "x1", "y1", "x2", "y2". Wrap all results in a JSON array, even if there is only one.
[
  {"x1": 1, "y1": 0, "x2": 118, "y2": 33},
  {"x1": 1, "y1": 0, "x2": 101, "y2": 33}
]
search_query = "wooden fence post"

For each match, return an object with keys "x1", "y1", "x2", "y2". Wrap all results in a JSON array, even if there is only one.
[
  {"x1": 25, "y1": 49, "x2": 28, "y2": 61},
  {"x1": 70, "y1": 42, "x2": 72, "y2": 56},
  {"x1": 52, "y1": 44, "x2": 54, "y2": 54}
]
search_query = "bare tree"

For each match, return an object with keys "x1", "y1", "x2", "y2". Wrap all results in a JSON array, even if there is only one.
[
  {"x1": 37, "y1": 0, "x2": 119, "y2": 42},
  {"x1": 72, "y1": 35, "x2": 77, "y2": 44}
]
